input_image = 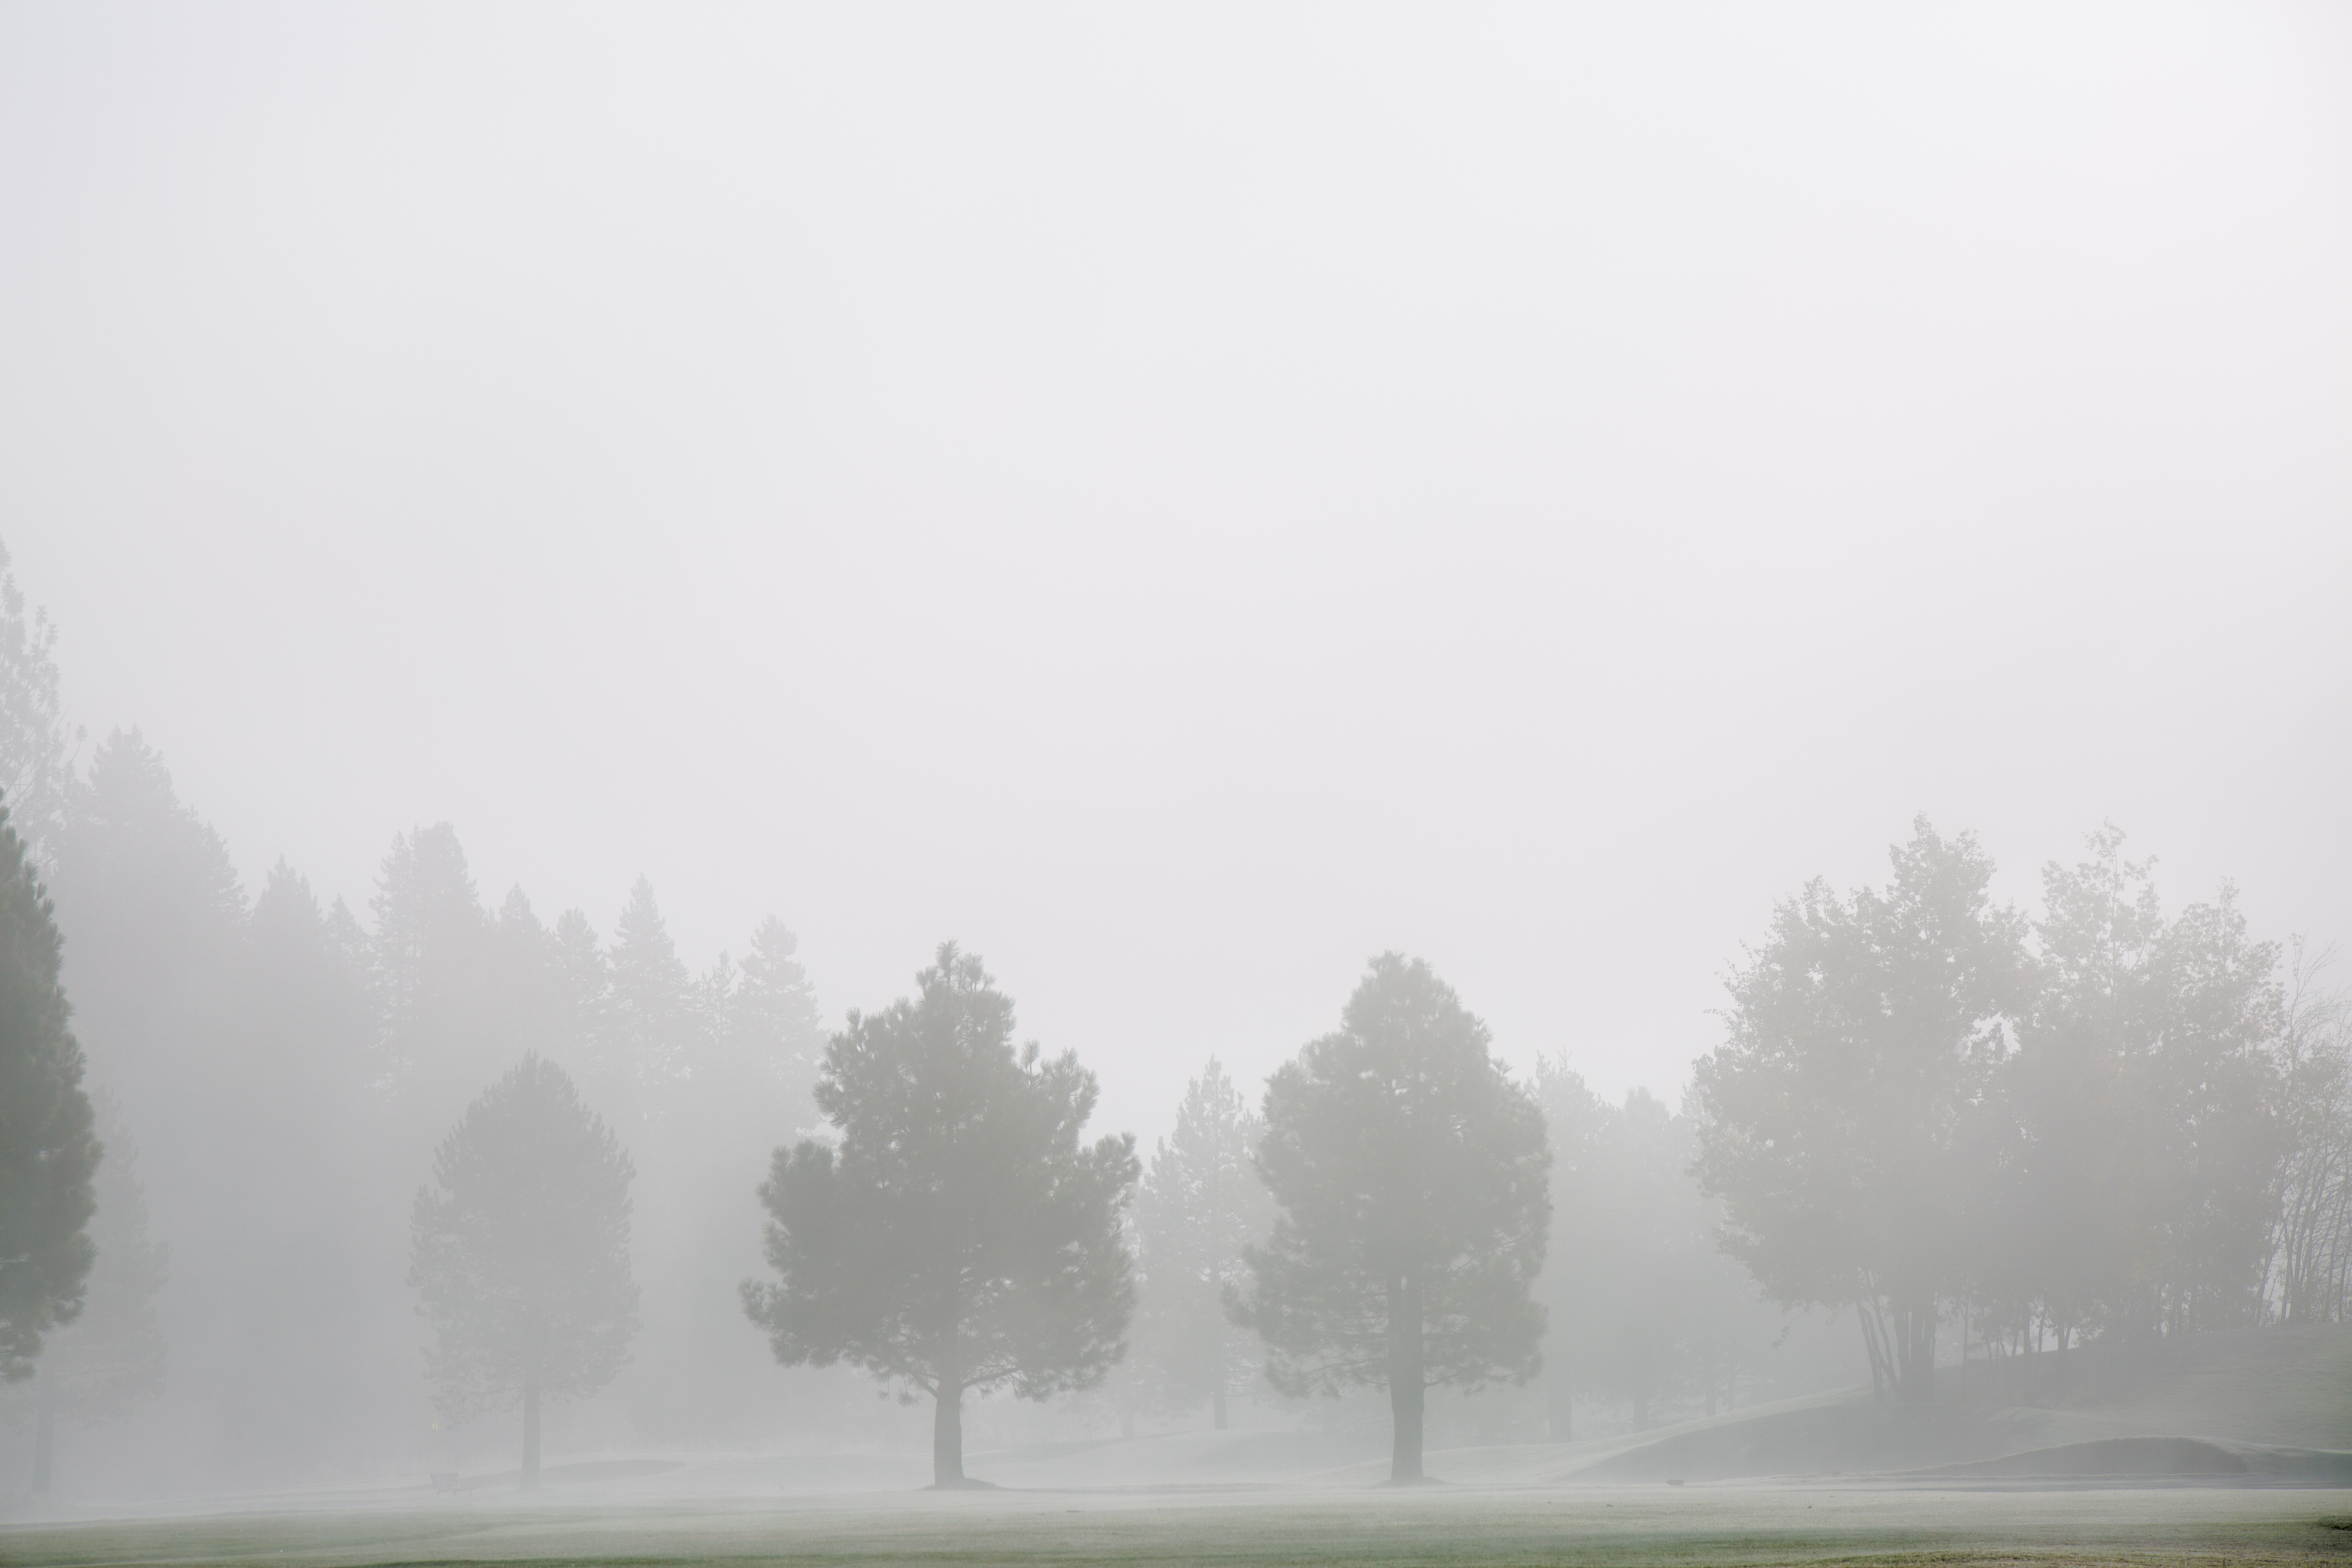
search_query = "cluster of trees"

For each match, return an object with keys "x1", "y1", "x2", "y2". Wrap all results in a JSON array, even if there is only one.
[
  {"x1": 1693, "y1": 820, "x2": 2352, "y2": 1402},
  {"x1": 6, "y1": 537, "x2": 2349, "y2": 1496},
  {"x1": 739, "y1": 949, "x2": 1550, "y2": 1486},
  {"x1": 0, "y1": 539, "x2": 830, "y2": 1495}
]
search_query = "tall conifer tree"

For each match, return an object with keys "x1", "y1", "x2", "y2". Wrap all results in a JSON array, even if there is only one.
[
  {"x1": 410, "y1": 1054, "x2": 640, "y2": 1489},
  {"x1": 0, "y1": 796, "x2": 100, "y2": 1382},
  {"x1": 1132, "y1": 1058, "x2": 1270, "y2": 1428}
]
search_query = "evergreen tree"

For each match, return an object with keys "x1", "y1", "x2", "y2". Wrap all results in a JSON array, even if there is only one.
[
  {"x1": 0, "y1": 795, "x2": 100, "y2": 1382},
  {"x1": 604, "y1": 877, "x2": 690, "y2": 1102},
  {"x1": 409, "y1": 1054, "x2": 640, "y2": 1489},
  {"x1": 51, "y1": 731, "x2": 245, "y2": 1106},
  {"x1": 18, "y1": 1092, "x2": 166, "y2": 1497},
  {"x1": 1229, "y1": 954, "x2": 1550, "y2": 1483},
  {"x1": 742, "y1": 944, "x2": 1137, "y2": 1487},
  {"x1": 548, "y1": 908, "x2": 608, "y2": 1063},
  {"x1": 1532, "y1": 1057, "x2": 1606, "y2": 1439},
  {"x1": 1131, "y1": 1058, "x2": 1270, "y2": 1428},
  {"x1": 725, "y1": 917, "x2": 825, "y2": 1116},
  {"x1": 222, "y1": 862, "x2": 386, "y2": 1480},
  {"x1": 370, "y1": 824, "x2": 491, "y2": 1109},
  {"x1": 0, "y1": 542, "x2": 77, "y2": 873},
  {"x1": 1691, "y1": 819, "x2": 2028, "y2": 1401}
]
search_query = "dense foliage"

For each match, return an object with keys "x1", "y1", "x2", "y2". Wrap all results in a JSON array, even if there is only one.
[
  {"x1": 1229, "y1": 955, "x2": 1550, "y2": 1481},
  {"x1": 742, "y1": 944, "x2": 1138, "y2": 1486},
  {"x1": 410, "y1": 1054, "x2": 641, "y2": 1487},
  {"x1": 0, "y1": 797, "x2": 99, "y2": 1385},
  {"x1": 1692, "y1": 819, "x2": 2330, "y2": 1405}
]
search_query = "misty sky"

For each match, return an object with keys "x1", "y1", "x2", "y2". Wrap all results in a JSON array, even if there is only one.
[{"x1": 4, "y1": 2, "x2": 2347, "y2": 1145}]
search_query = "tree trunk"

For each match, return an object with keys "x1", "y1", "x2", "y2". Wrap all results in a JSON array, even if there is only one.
[
  {"x1": 933, "y1": 1374, "x2": 965, "y2": 1486},
  {"x1": 1212, "y1": 1383, "x2": 1228, "y2": 1431},
  {"x1": 521, "y1": 1367, "x2": 541, "y2": 1490},
  {"x1": 31, "y1": 1370, "x2": 55, "y2": 1499},
  {"x1": 1895, "y1": 1296, "x2": 1936, "y2": 1403},
  {"x1": 1386, "y1": 1270, "x2": 1425, "y2": 1482}
]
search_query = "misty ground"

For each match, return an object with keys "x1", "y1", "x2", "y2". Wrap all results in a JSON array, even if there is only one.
[
  {"x1": 7, "y1": 1326, "x2": 2350, "y2": 1566},
  {"x1": 5, "y1": 1485, "x2": 2350, "y2": 1568}
]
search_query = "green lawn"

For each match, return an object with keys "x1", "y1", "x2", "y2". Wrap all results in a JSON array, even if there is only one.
[{"x1": 6, "y1": 1485, "x2": 2350, "y2": 1568}]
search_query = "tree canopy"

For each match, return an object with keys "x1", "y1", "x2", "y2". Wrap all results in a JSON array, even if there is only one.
[
  {"x1": 1691, "y1": 818, "x2": 2026, "y2": 1400},
  {"x1": 742, "y1": 943, "x2": 1137, "y2": 1487},
  {"x1": 1229, "y1": 953, "x2": 1550, "y2": 1481},
  {"x1": 0, "y1": 796, "x2": 100, "y2": 1384},
  {"x1": 409, "y1": 1053, "x2": 640, "y2": 1488}
]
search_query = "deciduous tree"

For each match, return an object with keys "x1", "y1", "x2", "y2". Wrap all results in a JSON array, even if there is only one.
[{"x1": 1691, "y1": 819, "x2": 2026, "y2": 1401}]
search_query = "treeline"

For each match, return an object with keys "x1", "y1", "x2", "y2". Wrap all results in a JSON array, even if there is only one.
[
  {"x1": 4, "y1": 543, "x2": 2350, "y2": 1498},
  {"x1": 6, "y1": 720, "x2": 830, "y2": 1492}
]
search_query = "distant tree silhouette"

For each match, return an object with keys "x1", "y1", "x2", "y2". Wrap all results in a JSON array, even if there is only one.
[
  {"x1": 410, "y1": 1054, "x2": 640, "y2": 1489},
  {"x1": 52, "y1": 732, "x2": 245, "y2": 1104},
  {"x1": 603, "y1": 876, "x2": 690, "y2": 1101},
  {"x1": 1532, "y1": 1057, "x2": 1606, "y2": 1439},
  {"x1": 0, "y1": 542, "x2": 76, "y2": 873},
  {"x1": 2273, "y1": 944, "x2": 2352, "y2": 1325},
  {"x1": 1989, "y1": 830, "x2": 2290, "y2": 1350},
  {"x1": 1692, "y1": 819, "x2": 2027, "y2": 1402},
  {"x1": 1228, "y1": 954, "x2": 1550, "y2": 1483},
  {"x1": 0, "y1": 795, "x2": 100, "y2": 1384},
  {"x1": 1132, "y1": 1058, "x2": 1270, "y2": 1429},
  {"x1": 742, "y1": 944, "x2": 1137, "y2": 1487},
  {"x1": 721, "y1": 917, "x2": 826, "y2": 1113},
  {"x1": 16, "y1": 1092, "x2": 166, "y2": 1497},
  {"x1": 370, "y1": 824, "x2": 492, "y2": 1109}
]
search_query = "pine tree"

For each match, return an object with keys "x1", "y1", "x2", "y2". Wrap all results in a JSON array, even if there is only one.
[
  {"x1": 51, "y1": 731, "x2": 245, "y2": 1106},
  {"x1": 409, "y1": 1055, "x2": 640, "y2": 1489},
  {"x1": 1228, "y1": 954, "x2": 1550, "y2": 1483},
  {"x1": 0, "y1": 542, "x2": 77, "y2": 875},
  {"x1": 0, "y1": 795, "x2": 100, "y2": 1383},
  {"x1": 1132, "y1": 1058, "x2": 1270, "y2": 1428},
  {"x1": 604, "y1": 878, "x2": 690, "y2": 1102},
  {"x1": 548, "y1": 908, "x2": 608, "y2": 1064},
  {"x1": 18, "y1": 1093, "x2": 166, "y2": 1497},
  {"x1": 223, "y1": 862, "x2": 385, "y2": 1480},
  {"x1": 742, "y1": 944, "x2": 1137, "y2": 1487},
  {"x1": 725, "y1": 917, "x2": 824, "y2": 1116},
  {"x1": 370, "y1": 824, "x2": 490, "y2": 1108}
]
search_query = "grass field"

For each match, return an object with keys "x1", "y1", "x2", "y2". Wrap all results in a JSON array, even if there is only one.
[
  {"x1": 10, "y1": 1329, "x2": 2347, "y2": 1566},
  {"x1": 6, "y1": 1484, "x2": 2352, "y2": 1568}
]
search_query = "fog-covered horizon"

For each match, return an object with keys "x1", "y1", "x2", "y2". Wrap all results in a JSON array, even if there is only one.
[{"x1": 6, "y1": 0, "x2": 2348, "y2": 1147}]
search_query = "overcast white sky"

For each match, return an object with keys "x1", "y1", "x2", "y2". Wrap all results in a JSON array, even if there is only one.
[{"x1": 4, "y1": 2, "x2": 2347, "y2": 1146}]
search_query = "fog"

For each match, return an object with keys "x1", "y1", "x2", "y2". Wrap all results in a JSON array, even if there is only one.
[{"x1": 1, "y1": 0, "x2": 2348, "y2": 1519}]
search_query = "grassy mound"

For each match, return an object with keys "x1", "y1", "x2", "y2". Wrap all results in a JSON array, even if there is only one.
[
  {"x1": 1552, "y1": 1323, "x2": 2352, "y2": 1486},
  {"x1": 1915, "y1": 1436, "x2": 2352, "y2": 1483}
]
